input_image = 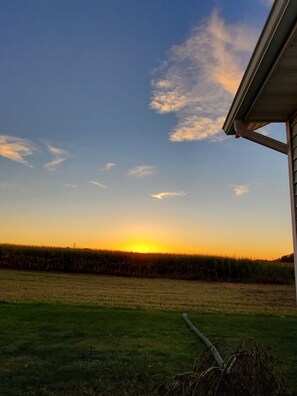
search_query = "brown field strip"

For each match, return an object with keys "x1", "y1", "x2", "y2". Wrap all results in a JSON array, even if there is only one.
[{"x1": 1, "y1": 268, "x2": 296, "y2": 315}]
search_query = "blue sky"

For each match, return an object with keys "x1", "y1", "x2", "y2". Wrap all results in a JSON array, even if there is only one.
[{"x1": 0, "y1": 0, "x2": 291, "y2": 258}]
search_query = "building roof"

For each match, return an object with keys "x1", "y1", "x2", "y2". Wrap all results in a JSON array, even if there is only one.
[{"x1": 223, "y1": 0, "x2": 297, "y2": 135}]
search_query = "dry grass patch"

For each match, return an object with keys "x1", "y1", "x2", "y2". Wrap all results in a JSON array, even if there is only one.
[{"x1": 1, "y1": 269, "x2": 296, "y2": 315}]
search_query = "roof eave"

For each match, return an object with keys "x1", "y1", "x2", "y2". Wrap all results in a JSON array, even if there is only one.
[{"x1": 223, "y1": 0, "x2": 297, "y2": 135}]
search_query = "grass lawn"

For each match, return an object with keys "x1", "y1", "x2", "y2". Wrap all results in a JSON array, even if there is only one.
[{"x1": 0, "y1": 269, "x2": 297, "y2": 395}]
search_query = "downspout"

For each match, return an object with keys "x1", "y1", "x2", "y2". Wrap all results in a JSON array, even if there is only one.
[
  {"x1": 182, "y1": 313, "x2": 225, "y2": 369},
  {"x1": 286, "y1": 120, "x2": 297, "y2": 303},
  {"x1": 234, "y1": 119, "x2": 288, "y2": 155}
]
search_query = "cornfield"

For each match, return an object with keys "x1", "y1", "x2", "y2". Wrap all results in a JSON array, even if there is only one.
[{"x1": 0, "y1": 244, "x2": 294, "y2": 284}]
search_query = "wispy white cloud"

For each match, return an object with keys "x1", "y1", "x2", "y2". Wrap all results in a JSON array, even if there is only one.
[
  {"x1": 150, "y1": 191, "x2": 186, "y2": 200},
  {"x1": 150, "y1": 10, "x2": 258, "y2": 142},
  {"x1": 0, "y1": 135, "x2": 37, "y2": 167},
  {"x1": 0, "y1": 181, "x2": 26, "y2": 192},
  {"x1": 128, "y1": 165, "x2": 156, "y2": 177},
  {"x1": 44, "y1": 144, "x2": 70, "y2": 171},
  {"x1": 89, "y1": 180, "x2": 107, "y2": 189},
  {"x1": 100, "y1": 162, "x2": 117, "y2": 171},
  {"x1": 232, "y1": 185, "x2": 249, "y2": 197},
  {"x1": 65, "y1": 184, "x2": 78, "y2": 188}
]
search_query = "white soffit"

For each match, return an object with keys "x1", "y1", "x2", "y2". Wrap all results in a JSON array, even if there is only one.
[{"x1": 223, "y1": 0, "x2": 297, "y2": 135}]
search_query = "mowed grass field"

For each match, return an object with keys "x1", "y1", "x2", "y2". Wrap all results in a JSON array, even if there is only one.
[
  {"x1": 1, "y1": 268, "x2": 297, "y2": 395},
  {"x1": 1, "y1": 268, "x2": 296, "y2": 315}
]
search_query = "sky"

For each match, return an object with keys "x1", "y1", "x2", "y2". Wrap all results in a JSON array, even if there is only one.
[{"x1": 0, "y1": 0, "x2": 292, "y2": 259}]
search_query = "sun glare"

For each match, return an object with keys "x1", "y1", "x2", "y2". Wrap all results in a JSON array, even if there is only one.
[
  {"x1": 121, "y1": 241, "x2": 166, "y2": 254},
  {"x1": 130, "y1": 244, "x2": 153, "y2": 253}
]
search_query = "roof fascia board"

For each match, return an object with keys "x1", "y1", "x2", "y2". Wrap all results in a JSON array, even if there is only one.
[{"x1": 245, "y1": 19, "x2": 297, "y2": 122}]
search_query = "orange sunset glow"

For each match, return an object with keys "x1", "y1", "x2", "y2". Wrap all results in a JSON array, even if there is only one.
[{"x1": 0, "y1": 0, "x2": 293, "y2": 261}]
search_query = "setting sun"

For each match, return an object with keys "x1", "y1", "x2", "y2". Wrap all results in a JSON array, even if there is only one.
[
  {"x1": 120, "y1": 240, "x2": 168, "y2": 254},
  {"x1": 127, "y1": 244, "x2": 153, "y2": 253}
]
